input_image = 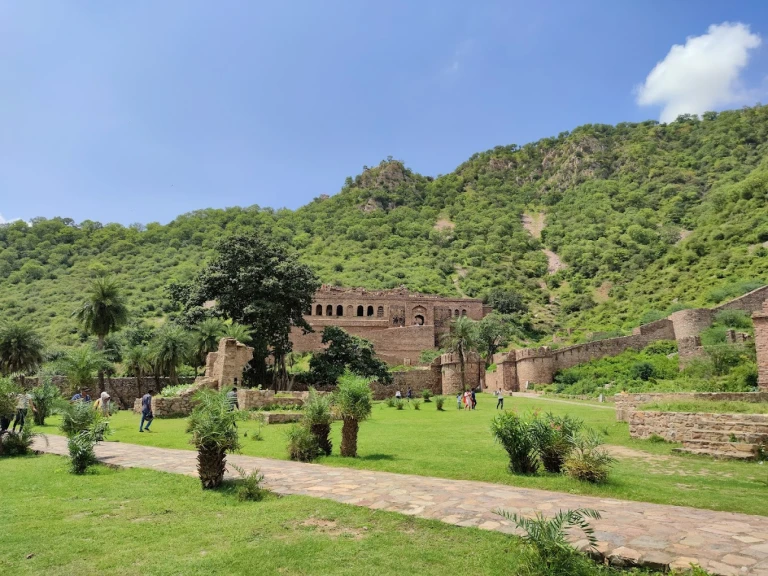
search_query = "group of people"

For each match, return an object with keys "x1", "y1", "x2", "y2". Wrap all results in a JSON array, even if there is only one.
[
  {"x1": 457, "y1": 389, "x2": 478, "y2": 410},
  {"x1": 394, "y1": 387, "x2": 414, "y2": 401},
  {"x1": 0, "y1": 391, "x2": 36, "y2": 434},
  {"x1": 71, "y1": 388, "x2": 114, "y2": 417}
]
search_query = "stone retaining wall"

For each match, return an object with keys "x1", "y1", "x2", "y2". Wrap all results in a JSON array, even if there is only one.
[
  {"x1": 615, "y1": 391, "x2": 768, "y2": 421},
  {"x1": 629, "y1": 410, "x2": 768, "y2": 442},
  {"x1": 238, "y1": 390, "x2": 307, "y2": 411}
]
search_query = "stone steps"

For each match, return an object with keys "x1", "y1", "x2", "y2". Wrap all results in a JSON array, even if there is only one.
[
  {"x1": 693, "y1": 420, "x2": 768, "y2": 434},
  {"x1": 686, "y1": 428, "x2": 768, "y2": 443},
  {"x1": 674, "y1": 440, "x2": 760, "y2": 460}
]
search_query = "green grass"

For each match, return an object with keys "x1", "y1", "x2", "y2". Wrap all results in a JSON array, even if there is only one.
[
  {"x1": 641, "y1": 400, "x2": 768, "y2": 414},
  {"x1": 0, "y1": 455, "x2": 521, "y2": 575},
  {"x1": 40, "y1": 394, "x2": 768, "y2": 516}
]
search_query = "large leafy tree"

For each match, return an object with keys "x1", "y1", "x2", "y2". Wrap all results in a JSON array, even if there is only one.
[
  {"x1": 73, "y1": 277, "x2": 128, "y2": 391},
  {"x1": 309, "y1": 326, "x2": 392, "y2": 385},
  {"x1": 334, "y1": 373, "x2": 373, "y2": 458},
  {"x1": 187, "y1": 388, "x2": 242, "y2": 489},
  {"x1": 0, "y1": 322, "x2": 45, "y2": 376},
  {"x1": 440, "y1": 316, "x2": 480, "y2": 391},
  {"x1": 477, "y1": 312, "x2": 515, "y2": 365},
  {"x1": 171, "y1": 234, "x2": 319, "y2": 388}
]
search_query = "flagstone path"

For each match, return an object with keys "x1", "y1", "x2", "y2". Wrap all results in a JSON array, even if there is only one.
[{"x1": 34, "y1": 435, "x2": 768, "y2": 575}]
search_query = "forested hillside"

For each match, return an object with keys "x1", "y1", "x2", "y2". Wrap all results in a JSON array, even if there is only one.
[{"x1": 2, "y1": 106, "x2": 767, "y2": 347}]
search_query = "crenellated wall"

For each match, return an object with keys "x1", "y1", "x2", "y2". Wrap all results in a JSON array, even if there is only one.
[{"x1": 754, "y1": 302, "x2": 768, "y2": 390}]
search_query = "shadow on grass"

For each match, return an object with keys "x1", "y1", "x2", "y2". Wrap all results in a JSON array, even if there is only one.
[{"x1": 359, "y1": 453, "x2": 396, "y2": 462}]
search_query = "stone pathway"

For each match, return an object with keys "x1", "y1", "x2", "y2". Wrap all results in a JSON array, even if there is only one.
[{"x1": 34, "y1": 435, "x2": 768, "y2": 575}]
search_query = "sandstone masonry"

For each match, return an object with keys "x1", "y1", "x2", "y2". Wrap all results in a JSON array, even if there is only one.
[{"x1": 753, "y1": 301, "x2": 768, "y2": 390}]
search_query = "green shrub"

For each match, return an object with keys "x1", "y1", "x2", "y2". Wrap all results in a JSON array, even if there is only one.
[
  {"x1": 385, "y1": 396, "x2": 396, "y2": 408},
  {"x1": 67, "y1": 419, "x2": 110, "y2": 474},
  {"x1": 643, "y1": 340, "x2": 677, "y2": 355},
  {"x1": 714, "y1": 309, "x2": 753, "y2": 330},
  {"x1": 395, "y1": 399, "x2": 405, "y2": 410},
  {"x1": 285, "y1": 424, "x2": 320, "y2": 462},
  {"x1": 700, "y1": 326, "x2": 727, "y2": 346},
  {"x1": 530, "y1": 413, "x2": 582, "y2": 474},
  {"x1": 160, "y1": 384, "x2": 192, "y2": 398},
  {"x1": 303, "y1": 388, "x2": 333, "y2": 456},
  {"x1": 0, "y1": 420, "x2": 39, "y2": 457},
  {"x1": 421, "y1": 389, "x2": 433, "y2": 402},
  {"x1": 648, "y1": 433, "x2": 667, "y2": 443},
  {"x1": 60, "y1": 401, "x2": 100, "y2": 437},
  {"x1": 412, "y1": 399, "x2": 421, "y2": 410},
  {"x1": 497, "y1": 507, "x2": 602, "y2": 576},
  {"x1": 491, "y1": 411, "x2": 538, "y2": 475},
  {"x1": 435, "y1": 395, "x2": 445, "y2": 411},
  {"x1": 30, "y1": 377, "x2": 65, "y2": 426},
  {"x1": 564, "y1": 430, "x2": 615, "y2": 484},
  {"x1": 230, "y1": 464, "x2": 267, "y2": 501},
  {"x1": 630, "y1": 361, "x2": 655, "y2": 381}
]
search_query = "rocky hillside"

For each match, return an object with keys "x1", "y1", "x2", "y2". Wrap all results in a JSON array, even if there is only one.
[{"x1": 1, "y1": 107, "x2": 767, "y2": 346}]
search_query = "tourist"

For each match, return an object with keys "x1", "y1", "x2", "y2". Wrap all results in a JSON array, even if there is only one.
[
  {"x1": 12, "y1": 391, "x2": 35, "y2": 433},
  {"x1": 71, "y1": 388, "x2": 91, "y2": 403},
  {"x1": 406, "y1": 387, "x2": 412, "y2": 402},
  {"x1": 463, "y1": 390, "x2": 472, "y2": 410},
  {"x1": 456, "y1": 392, "x2": 462, "y2": 409},
  {"x1": 496, "y1": 389, "x2": 504, "y2": 410},
  {"x1": 471, "y1": 388, "x2": 477, "y2": 410},
  {"x1": 227, "y1": 387, "x2": 239, "y2": 411},
  {"x1": 99, "y1": 391, "x2": 111, "y2": 416},
  {"x1": 139, "y1": 389, "x2": 155, "y2": 432},
  {"x1": 395, "y1": 390, "x2": 402, "y2": 400}
]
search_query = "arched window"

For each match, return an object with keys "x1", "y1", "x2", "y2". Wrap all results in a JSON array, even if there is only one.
[
  {"x1": 454, "y1": 309, "x2": 459, "y2": 317},
  {"x1": 377, "y1": 306, "x2": 384, "y2": 317},
  {"x1": 316, "y1": 304, "x2": 323, "y2": 316},
  {"x1": 336, "y1": 305, "x2": 344, "y2": 316},
  {"x1": 367, "y1": 305, "x2": 374, "y2": 317},
  {"x1": 326, "y1": 304, "x2": 333, "y2": 316},
  {"x1": 414, "y1": 314, "x2": 425, "y2": 325},
  {"x1": 461, "y1": 309, "x2": 467, "y2": 316},
  {"x1": 357, "y1": 305, "x2": 364, "y2": 317}
]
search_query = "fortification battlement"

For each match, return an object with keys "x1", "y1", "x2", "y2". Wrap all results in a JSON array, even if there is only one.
[
  {"x1": 513, "y1": 347, "x2": 553, "y2": 360},
  {"x1": 315, "y1": 284, "x2": 482, "y2": 303},
  {"x1": 440, "y1": 351, "x2": 482, "y2": 365}
]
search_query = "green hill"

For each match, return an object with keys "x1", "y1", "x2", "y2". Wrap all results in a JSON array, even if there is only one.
[{"x1": 2, "y1": 106, "x2": 767, "y2": 347}]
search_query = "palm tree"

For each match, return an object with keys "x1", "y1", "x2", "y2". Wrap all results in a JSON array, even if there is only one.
[
  {"x1": 0, "y1": 322, "x2": 45, "y2": 376},
  {"x1": 224, "y1": 323, "x2": 252, "y2": 344},
  {"x1": 73, "y1": 277, "x2": 128, "y2": 391},
  {"x1": 193, "y1": 318, "x2": 226, "y2": 372},
  {"x1": 440, "y1": 316, "x2": 479, "y2": 392},
  {"x1": 56, "y1": 346, "x2": 111, "y2": 391},
  {"x1": 151, "y1": 325, "x2": 192, "y2": 385},
  {"x1": 334, "y1": 373, "x2": 372, "y2": 458},
  {"x1": 124, "y1": 345, "x2": 152, "y2": 396},
  {"x1": 304, "y1": 387, "x2": 333, "y2": 456},
  {"x1": 187, "y1": 388, "x2": 241, "y2": 489}
]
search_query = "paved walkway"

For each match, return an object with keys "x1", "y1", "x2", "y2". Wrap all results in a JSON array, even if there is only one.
[{"x1": 34, "y1": 436, "x2": 768, "y2": 575}]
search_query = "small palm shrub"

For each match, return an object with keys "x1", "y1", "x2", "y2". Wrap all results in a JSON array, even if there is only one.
[
  {"x1": 187, "y1": 389, "x2": 243, "y2": 489},
  {"x1": 491, "y1": 411, "x2": 538, "y2": 475},
  {"x1": 385, "y1": 396, "x2": 396, "y2": 408},
  {"x1": 412, "y1": 399, "x2": 421, "y2": 410},
  {"x1": 68, "y1": 420, "x2": 109, "y2": 474},
  {"x1": 334, "y1": 373, "x2": 373, "y2": 458},
  {"x1": 1, "y1": 419, "x2": 40, "y2": 457},
  {"x1": 160, "y1": 384, "x2": 192, "y2": 398},
  {"x1": 421, "y1": 389, "x2": 433, "y2": 402},
  {"x1": 303, "y1": 388, "x2": 333, "y2": 456},
  {"x1": 530, "y1": 413, "x2": 582, "y2": 474},
  {"x1": 497, "y1": 507, "x2": 602, "y2": 576},
  {"x1": 285, "y1": 424, "x2": 320, "y2": 462},
  {"x1": 564, "y1": 430, "x2": 615, "y2": 484},
  {"x1": 60, "y1": 401, "x2": 99, "y2": 437},
  {"x1": 435, "y1": 395, "x2": 445, "y2": 411},
  {"x1": 230, "y1": 464, "x2": 267, "y2": 501},
  {"x1": 395, "y1": 399, "x2": 405, "y2": 410},
  {"x1": 30, "y1": 378, "x2": 65, "y2": 426}
]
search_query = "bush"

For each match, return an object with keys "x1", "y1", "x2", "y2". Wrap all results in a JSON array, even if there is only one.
[
  {"x1": 630, "y1": 361, "x2": 655, "y2": 381},
  {"x1": 0, "y1": 420, "x2": 39, "y2": 457},
  {"x1": 491, "y1": 411, "x2": 538, "y2": 475},
  {"x1": 395, "y1": 399, "x2": 405, "y2": 410},
  {"x1": 67, "y1": 419, "x2": 109, "y2": 474},
  {"x1": 412, "y1": 399, "x2": 421, "y2": 410},
  {"x1": 285, "y1": 424, "x2": 320, "y2": 462},
  {"x1": 564, "y1": 430, "x2": 615, "y2": 484},
  {"x1": 421, "y1": 389, "x2": 433, "y2": 402},
  {"x1": 385, "y1": 397, "x2": 396, "y2": 408},
  {"x1": 230, "y1": 464, "x2": 267, "y2": 501},
  {"x1": 642, "y1": 340, "x2": 677, "y2": 355},
  {"x1": 60, "y1": 401, "x2": 100, "y2": 437},
  {"x1": 160, "y1": 384, "x2": 192, "y2": 398},
  {"x1": 30, "y1": 378, "x2": 65, "y2": 426},
  {"x1": 530, "y1": 413, "x2": 582, "y2": 474},
  {"x1": 714, "y1": 309, "x2": 753, "y2": 330},
  {"x1": 435, "y1": 395, "x2": 445, "y2": 411},
  {"x1": 497, "y1": 507, "x2": 602, "y2": 576},
  {"x1": 303, "y1": 388, "x2": 333, "y2": 456}
]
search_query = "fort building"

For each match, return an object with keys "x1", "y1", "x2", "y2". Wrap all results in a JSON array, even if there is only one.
[{"x1": 290, "y1": 285, "x2": 490, "y2": 365}]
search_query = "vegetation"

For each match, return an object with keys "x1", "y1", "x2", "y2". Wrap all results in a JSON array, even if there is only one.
[
  {"x1": 59, "y1": 401, "x2": 110, "y2": 474},
  {"x1": 641, "y1": 400, "x2": 768, "y2": 414},
  {"x1": 186, "y1": 388, "x2": 243, "y2": 488},
  {"x1": 29, "y1": 377, "x2": 65, "y2": 425},
  {"x1": 303, "y1": 388, "x2": 333, "y2": 456},
  {"x1": 54, "y1": 346, "x2": 111, "y2": 393},
  {"x1": 334, "y1": 373, "x2": 373, "y2": 457},
  {"x1": 285, "y1": 424, "x2": 320, "y2": 462},
  {"x1": 564, "y1": 431, "x2": 615, "y2": 484},
  {"x1": 230, "y1": 463, "x2": 267, "y2": 501},
  {"x1": 530, "y1": 413, "x2": 583, "y2": 474},
  {"x1": 0, "y1": 322, "x2": 44, "y2": 376},
  {"x1": 421, "y1": 388, "x2": 433, "y2": 402},
  {"x1": 441, "y1": 316, "x2": 480, "y2": 391},
  {"x1": 490, "y1": 411, "x2": 539, "y2": 475},
  {"x1": 309, "y1": 326, "x2": 392, "y2": 385},
  {"x1": 434, "y1": 395, "x2": 445, "y2": 410}
]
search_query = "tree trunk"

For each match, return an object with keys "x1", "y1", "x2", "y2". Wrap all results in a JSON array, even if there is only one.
[
  {"x1": 96, "y1": 334, "x2": 105, "y2": 393},
  {"x1": 170, "y1": 365, "x2": 179, "y2": 385},
  {"x1": 311, "y1": 423, "x2": 332, "y2": 456},
  {"x1": 340, "y1": 418, "x2": 359, "y2": 457},
  {"x1": 197, "y1": 444, "x2": 227, "y2": 489},
  {"x1": 459, "y1": 348, "x2": 466, "y2": 392},
  {"x1": 135, "y1": 372, "x2": 143, "y2": 398}
]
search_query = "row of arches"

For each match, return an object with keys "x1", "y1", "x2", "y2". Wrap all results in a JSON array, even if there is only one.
[
  {"x1": 454, "y1": 309, "x2": 468, "y2": 317},
  {"x1": 311, "y1": 304, "x2": 386, "y2": 318}
]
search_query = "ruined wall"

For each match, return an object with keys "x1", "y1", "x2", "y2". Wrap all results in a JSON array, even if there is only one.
[
  {"x1": 668, "y1": 309, "x2": 715, "y2": 340},
  {"x1": 237, "y1": 390, "x2": 307, "y2": 411},
  {"x1": 715, "y1": 285, "x2": 768, "y2": 314},
  {"x1": 615, "y1": 391, "x2": 768, "y2": 421},
  {"x1": 754, "y1": 303, "x2": 768, "y2": 390},
  {"x1": 209, "y1": 338, "x2": 254, "y2": 390},
  {"x1": 514, "y1": 348, "x2": 557, "y2": 387},
  {"x1": 629, "y1": 410, "x2": 768, "y2": 442},
  {"x1": 439, "y1": 352, "x2": 483, "y2": 394}
]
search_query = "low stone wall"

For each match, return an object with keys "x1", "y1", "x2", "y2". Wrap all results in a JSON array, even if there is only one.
[
  {"x1": 629, "y1": 410, "x2": 768, "y2": 442},
  {"x1": 238, "y1": 389, "x2": 307, "y2": 411},
  {"x1": 254, "y1": 412, "x2": 303, "y2": 424},
  {"x1": 615, "y1": 391, "x2": 768, "y2": 422}
]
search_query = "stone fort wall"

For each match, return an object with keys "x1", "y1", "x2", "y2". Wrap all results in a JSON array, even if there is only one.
[{"x1": 754, "y1": 302, "x2": 768, "y2": 390}]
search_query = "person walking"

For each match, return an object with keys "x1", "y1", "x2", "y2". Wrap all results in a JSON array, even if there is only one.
[
  {"x1": 99, "y1": 391, "x2": 111, "y2": 417},
  {"x1": 406, "y1": 388, "x2": 412, "y2": 402},
  {"x1": 456, "y1": 392, "x2": 462, "y2": 410},
  {"x1": 12, "y1": 391, "x2": 35, "y2": 433},
  {"x1": 395, "y1": 390, "x2": 402, "y2": 400},
  {"x1": 471, "y1": 388, "x2": 477, "y2": 410},
  {"x1": 463, "y1": 390, "x2": 472, "y2": 410},
  {"x1": 496, "y1": 390, "x2": 504, "y2": 410},
  {"x1": 226, "y1": 387, "x2": 239, "y2": 411},
  {"x1": 139, "y1": 389, "x2": 155, "y2": 432}
]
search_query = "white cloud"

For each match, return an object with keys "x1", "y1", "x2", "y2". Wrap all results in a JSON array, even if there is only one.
[
  {"x1": 444, "y1": 39, "x2": 474, "y2": 75},
  {"x1": 0, "y1": 213, "x2": 8, "y2": 224},
  {"x1": 636, "y1": 22, "x2": 761, "y2": 123}
]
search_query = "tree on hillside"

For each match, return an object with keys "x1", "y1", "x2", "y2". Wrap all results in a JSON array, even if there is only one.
[
  {"x1": 73, "y1": 277, "x2": 128, "y2": 392},
  {"x1": 309, "y1": 326, "x2": 392, "y2": 385},
  {"x1": 170, "y1": 234, "x2": 319, "y2": 389},
  {"x1": 150, "y1": 325, "x2": 192, "y2": 385},
  {"x1": 334, "y1": 373, "x2": 373, "y2": 458},
  {"x1": 0, "y1": 322, "x2": 45, "y2": 377},
  {"x1": 477, "y1": 312, "x2": 515, "y2": 366},
  {"x1": 55, "y1": 346, "x2": 111, "y2": 393},
  {"x1": 485, "y1": 288, "x2": 528, "y2": 316},
  {"x1": 441, "y1": 316, "x2": 479, "y2": 392}
]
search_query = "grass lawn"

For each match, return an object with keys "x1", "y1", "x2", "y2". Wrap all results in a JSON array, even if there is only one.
[
  {"x1": 640, "y1": 400, "x2": 768, "y2": 414},
  {"x1": 39, "y1": 394, "x2": 768, "y2": 516},
  {"x1": 0, "y1": 455, "x2": 520, "y2": 575}
]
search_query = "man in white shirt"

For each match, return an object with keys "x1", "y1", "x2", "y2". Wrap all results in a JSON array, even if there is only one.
[
  {"x1": 496, "y1": 390, "x2": 504, "y2": 410},
  {"x1": 12, "y1": 392, "x2": 35, "y2": 432}
]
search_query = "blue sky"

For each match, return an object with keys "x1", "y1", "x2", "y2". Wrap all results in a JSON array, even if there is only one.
[{"x1": 2, "y1": 1, "x2": 768, "y2": 225}]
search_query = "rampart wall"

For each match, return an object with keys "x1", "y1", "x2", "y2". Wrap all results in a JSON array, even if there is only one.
[
  {"x1": 629, "y1": 410, "x2": 768, "y2": 442},
  {"x1": 614, "y1": 391, "x2": 768, "y2": 421},
  {"x1": 754, "y1": 302, "x2": 768, "y2": 390}
]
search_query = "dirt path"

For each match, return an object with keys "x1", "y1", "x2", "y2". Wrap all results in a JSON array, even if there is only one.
[{"x1": 522, "y1": 213, "x2": 566, "y2": 275}]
